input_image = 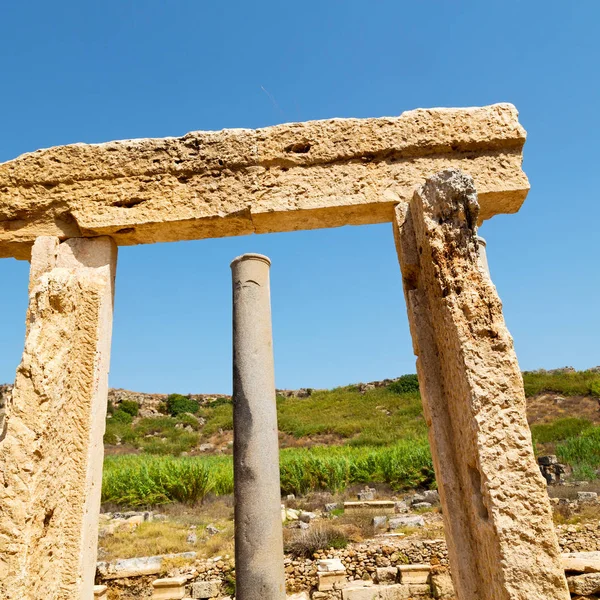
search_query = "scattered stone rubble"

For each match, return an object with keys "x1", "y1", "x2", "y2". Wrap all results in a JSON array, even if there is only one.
[
  {"x1": 116, "y1": 548, "x2": 600, "y2": 599},
  {"x1": 97, "y1": 492, "x2": 600, "y2": 599}
]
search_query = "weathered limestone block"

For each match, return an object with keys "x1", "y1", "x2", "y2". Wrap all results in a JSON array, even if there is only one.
[
  {"x1": 394, "y1": 168, "x2": 569, "y2": 600},
  {"x1": 0, "y1": 104, "x2": 528, "y2": 259},
  {"x1": 190, "y1": 580, "x2": 222, "y2": 599},
  {"x1": 96, "y1": 551, "x2": 197, "y2": 579},
  {"x1": 562, "y1": 551, "x2": 600, "y2": 573},
  {"x1": 318, "y1": 571, "x2": 347, "y2": 592},
  {"x1": 341, "y1": 583, "x2": 430, "y2": 600},
  {"x1": 388, "y1": 515, "x2": 425, "y2": 529},
  {"x1": 379, "y1": 584, "x2": 431, "y2": 599},
  {"x1": 430, "y1": 572, "x2": 455, "y2": 599},
  {"x1": 93, "y1": 585, "x2": 108, "y2": 599},
  {"x1": 152, "y1": 577, "x2": 187, "y2": 600},
  {"x1": 375, "y1": 567, "x2": 399, "y2": 584},
  {"x1": 397, "y1": 564, "x2": 430, "y2": 585},
  {"x1": 567, "y1": 573, "x2": 600, "y2": 596},
  {"x1": 0, "y1": 236, "x2": 117, "y2": 600},
  {"x1": 344, "y1": 501, "x2": 396, "y2": 515},
  {"x1": 341, "y1": 583, "x2": 378, "y2": 600}
]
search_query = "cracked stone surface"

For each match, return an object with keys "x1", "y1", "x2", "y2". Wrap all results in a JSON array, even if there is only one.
[
  {"x1": 0, "y1": 103, "x2": 528, "y2": 259},
  {"x1": 394, "y1": 169, "x2": 569, "y2": 600},
  {"x1": 0, "y1": 236, "x2": 117, "y2": 600}
]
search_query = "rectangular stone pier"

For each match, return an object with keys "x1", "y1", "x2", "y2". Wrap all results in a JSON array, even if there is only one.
[
  {"x1": 394, "y1": 169, "x2": 570, "y2": 600},
  {"x1": 0, "y1": 236, "x2": 117, "y2": 600}
]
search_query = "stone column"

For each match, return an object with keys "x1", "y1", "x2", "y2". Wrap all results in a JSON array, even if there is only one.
[
  {"x1": 476, "y1": 235, "x2": 490, "y2": 277},
  {"x1": 0, "y1": 236, "x2": 117, "y2": 600},
  {"x1": 231, "y1": 254, "x2": 286, "y2": 600},
  {"x1": 393, "y1": 169, "x2": 569, "y2": 600}
]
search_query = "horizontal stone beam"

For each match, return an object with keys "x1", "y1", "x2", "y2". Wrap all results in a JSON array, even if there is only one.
[{"x1": 0, "y1": 103, "x2": 528, "y2": 260}]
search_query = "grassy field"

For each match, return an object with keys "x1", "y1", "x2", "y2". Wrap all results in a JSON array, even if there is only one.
[
  {"x1": 102, "y1": 369, "x2": 600, "y2": 506},
  {"x1": 522, "y1": 369, "x2": 600, "y2": 398}
]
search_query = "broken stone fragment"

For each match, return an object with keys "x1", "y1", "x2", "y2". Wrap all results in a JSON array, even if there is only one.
[
  {"x1": 298, "y1": 511, "x2": 317, "y2": 523},
  {"x1": 562, "y1": 552, "x2": 600, "y2": 573},
  {"x1": 372, "y1": 516, "x2": 388, "y2": 529},
  {"x1": 567, "y1": 573, "x2": 600, "y2": 596},
  {"x1": 394, "y1": 501, "x2": 409, "y2": 514},
  {"x1": 375, "y1": 567, "x2": 399, "y2": 584},
  {"x1": 389, "y1": 516, "x2": 425, "y2": 529},
  {"x1": 318, "y1": 559, "x2": 345, "y2": 573},
  {"x1": 190, "y1": 580, "x2": 221, "y2": 599},
  {"x1": 577, "y1": 491, "x2": 599, "y2": 503}
]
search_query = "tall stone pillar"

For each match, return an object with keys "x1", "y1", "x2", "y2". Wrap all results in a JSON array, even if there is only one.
[
  {"x1": 393, "y1": 169, "x2": 569, "y2": 600},
  {"x1": 0, "y1": 236, "x2": 117, "y2": 600},
  {"x1": 231, "y1": 254, "x2": 286, "y2": 600}
]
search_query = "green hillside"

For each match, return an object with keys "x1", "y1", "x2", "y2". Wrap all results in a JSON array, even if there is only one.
[{"x1": 102, "y1": 369, "x2": 600, "y2": 506}]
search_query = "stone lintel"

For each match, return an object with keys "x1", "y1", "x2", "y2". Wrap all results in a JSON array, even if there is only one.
[
  {"x1": 0, "y1": 103, "x2": 528, "y2": 260},
  {"x1": 394, "y1": 169, "x2": 569, "y2": 600}
]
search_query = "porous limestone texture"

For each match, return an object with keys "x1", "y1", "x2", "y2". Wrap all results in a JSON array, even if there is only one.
[
  {"x1": 231, "y1": 254, "x2": 286, "y2": 600},
  {"x1": 394, "y1": 169, "x2": 569, "y2": 600},
  {"x1": 0, "y1": 236, "x2": 117, "y2": 600},
  {"x1": 0, "y1": 104, "x2": 528, "y2": 259}
]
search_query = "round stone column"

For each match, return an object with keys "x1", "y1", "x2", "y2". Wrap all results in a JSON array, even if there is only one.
[
  {"x1": 230, "y1": 253, "x2": 285, "y2": 600},
  {"x1": 476, "y1": 235, "x2": 490, "y2": 278}
]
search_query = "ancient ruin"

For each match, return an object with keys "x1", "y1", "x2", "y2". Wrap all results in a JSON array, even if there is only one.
[{"x1": 0, "y1": 103, "x2": 571, "y2": 599}]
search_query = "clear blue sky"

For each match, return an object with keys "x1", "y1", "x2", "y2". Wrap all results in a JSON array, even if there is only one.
[{"x1": 0, "y1": 1, "x2": 598, "y2": 394}]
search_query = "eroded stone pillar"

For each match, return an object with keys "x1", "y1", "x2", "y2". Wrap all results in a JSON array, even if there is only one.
[
  {"x1": 394, "y1": 169, "x2": 569, "y2": 600},
  {"x1": 0, "y1": 236, "x2": 117, "y2": 600},
  {"x1": 231, "y1": 254, "x2": 285, "y2": 600}
]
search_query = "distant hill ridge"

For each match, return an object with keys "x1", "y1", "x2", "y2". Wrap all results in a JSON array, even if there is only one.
[{"x1": 1, "y1": 367, "x2": 599, "y2": 424}]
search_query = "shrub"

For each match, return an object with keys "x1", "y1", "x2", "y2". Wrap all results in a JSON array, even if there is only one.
[
  {"x1": 119, "y1": 399, "x2": 139, "y2": 417},
  {"x1": 166, "y1": 394, "x2": 199, "y2": 417},
  {"x1": 387, "y1": 374, "x2": 420, "y2": 395},
  {"x1": 202, "y1": 403, "x2": 234, "y2": 436},
  {"x1": 590, "y1": 380, "x2": 600, "y2": 398},
  {"x1": 133, "y1": 417, "x2": 199, "y2": 455},
  {"x1": 176, "y1": 413, "x2": 203, "y2": 431},
  {"x1": 284, "y1": 523, "x2": 348, "y2": 557},
  {"x1": 206, "y1": 397, "x2": 232, "y2": 409},
  {"x1": 111, "y1": 409, "x2": 133, "y2": 424}
]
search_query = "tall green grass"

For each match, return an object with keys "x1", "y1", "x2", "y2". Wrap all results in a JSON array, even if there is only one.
[
  {"x1": 102, "y1": 439, "x2": 433, "y2": 507},
  {"x1": 531, "y1": 418, "x2": 593, "y2": 445},
  {"x1": 556, "y1": 426, "x2": 600, "y2": 479}
]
